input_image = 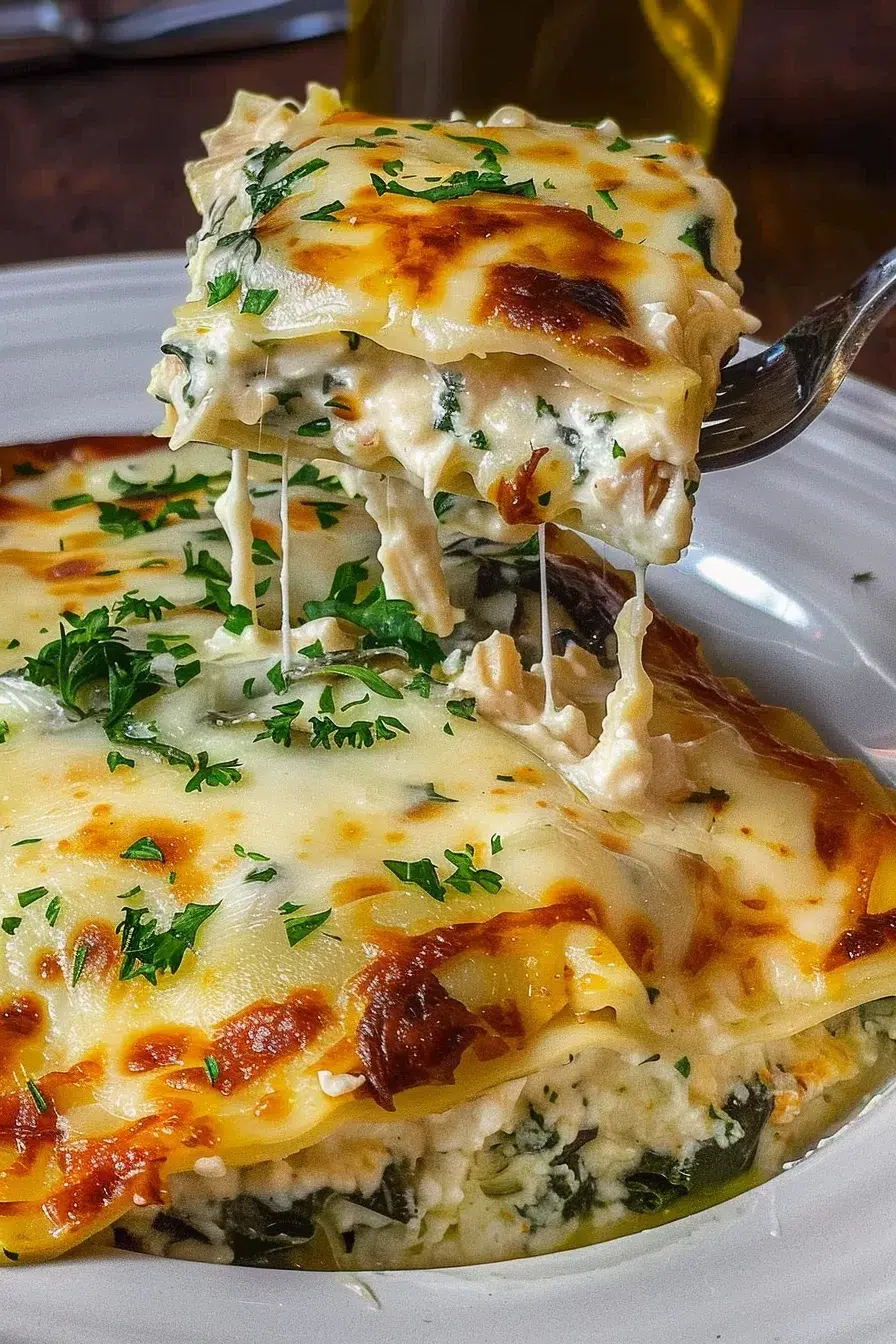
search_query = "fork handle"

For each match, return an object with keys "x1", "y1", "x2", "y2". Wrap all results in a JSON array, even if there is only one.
[{"x1": 787, "y1": 244, "x2": 896, "y2": 371}]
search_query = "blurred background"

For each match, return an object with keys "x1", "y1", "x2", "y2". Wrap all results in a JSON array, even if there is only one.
[{"x1": 0, "y1": 0, "x2": 893, "y2": 386}]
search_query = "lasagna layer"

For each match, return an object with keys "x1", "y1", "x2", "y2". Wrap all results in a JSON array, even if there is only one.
[
  {"x1": 0, "y1": 437, "x2": 894, "y2": 1267},
  {"x1": 149, "y1": 86, "x2": 757, "y2": 562}
]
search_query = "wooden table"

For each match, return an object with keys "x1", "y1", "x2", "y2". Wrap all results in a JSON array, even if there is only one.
[{"x1": 1, "y1": 0, "x2": 893, "y2": 388}]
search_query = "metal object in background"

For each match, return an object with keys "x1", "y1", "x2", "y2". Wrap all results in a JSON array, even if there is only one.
[
  {"x1": 0, "y1": 0, "x2": 345, "y2": 69},
  {"x1": 700, "y1": 245, "x2": 896, "y2": 469}
]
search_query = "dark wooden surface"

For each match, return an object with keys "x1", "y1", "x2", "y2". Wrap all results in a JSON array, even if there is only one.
[{"x1": 1, "y1": 0, "x2": 894, "y2": 387}]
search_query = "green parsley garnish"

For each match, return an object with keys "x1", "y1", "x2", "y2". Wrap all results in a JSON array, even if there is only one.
[
  {"x1": 234, "y1": 844, "x2": 270, "y2": 861},
  {"x1": 26, "y1": 1078, "x2": 48, "y2": 1114},
  {"x1": 52, "y1": 493, "x2": 93, "y2": 511},
  {"x1": 279, "y1": 903, "x2": 332, "y2": 947},
  {"x1": 596, "y1": 188, "x2": 618, "y2": 212},
  {"x1": 382, "y1": 159, "x2": 403, "y2": 176},
  {"x1": 300, "y1": 200, "x2": 345, "y2": 222},
  {"x1": 612, "y1": 441, "x2": 626, "y2": 459},
  {"x1": 251, "y1": 537, "x2": 280, "y2": 566},
  {"x1": 2, "y1": 917, "x2": 22, "y2": 935},
  {"x1": 303, "y1": 558, "x2": 442, "y2": 671},
  {"x1": 45, "y1": 895, "x2": 61, "y2": 927},
  {"x1": 0, "y1": 721, "x2": 9, "y2": 745},
  {"x1": 309, "y1": 714, "x2": 409, "y2": 750},
  {"x1": 255, "y1": 698, "x2": 305, "y2": 747},
  {"x1": 384, "y1": 845, "x2": 503, "y2": 901},
  {"x1": 207, "y1": 271, "x2": 239, "y2": 306},
  {"x1": 120, "y1": 836, "x2": 165, "y2": 862},
  {"x1": 446, "y1": 696, "x2": 476, "y2": 721},
  {"x1": 241, "y1": 287, "x2": 278, "y2": 315},
  {"x1": 606, "y1": 136, "x2": 631, "y2": 152},
  {"x1": 117, "y1": 901, "x2": 220, "y2": 983},
  {"x1": 245, "y1": 866, "x2": 277, "y2": 883},
  {"x1": 185, "y1": 753, "x2": 242, "y2": 794},
  {"x1": 17, "y1": 886, "x2": 49, "y2": 908},
  {"x1": 113, "y1": 591, "x2": 176, "y2": 623},
  {"x1": 71, "y1": 943, "x2": 88, "y2": 986},
  {"x1": 677, "y1": 216, "x2": 720, "y2": 278},
  {"x1": 491, "y1": 834, "x2": 503, "y2": 854},
  {"x1": 371, "y1": 168, "x2": 535, "y2": 204},
  {"x1": 288, "y1": 462, "x2": 343, "y2": 492},
  {"x1": 107, "y1": 750, "x2": 135, "y2": 772},
  {"x1": 296, "y1": 417, "x2": 331, "y2": 438},
  {"x1": 675, "y1": 1056, "x2": 691, "y2": 1078},
  {"x1": 432, "y1": 491, "x2": 455, "y2": 520},
  {"x1": 204, "y1": 1055, "x2": 220, "y2": 1085}
]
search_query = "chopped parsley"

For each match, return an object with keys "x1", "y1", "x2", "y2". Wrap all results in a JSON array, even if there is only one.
[
  {"x1": 596, "y1": 189, "x2": 618, "y2": 212},
  {"x1": 113, "y1": 591, "x2": 175, "y2": 623},
  {"x1": 371, "y1": 168, "x2": 536, "y2": 204},
  {"x1": 245, "y1": 866, "x2": 277, "y2": 883},
  {"x1": 434, "y1": 369, "x2": 463, "y2": 433},
  {"x1": 432, "y1": 491, "x2": 456, "y2": 520},
  {"x1": 677, "y1": 216, "x2": 721, "y2": 278},
  {"x1": 382, "y1": 159, "x2": 403, "y2": 176},
  {"x1": 185, "y1": 753, "x2": 242, "y2": 794},
  {"x1": 204, "y1": 1055, "x2": 220, "y2": 1086},
  {"x1": 383, "y1": 856, "x2": 445, "y2": 902},
  {"x1": 255, "y1": 698, "x2": 305, "y2": 747},
  {"x1": 241, "y1": 287, "x2": 278, "y2": 315},
  {"x1": 2, "y1": 917, "x2": 22, "y2": 936},
  {"x1": 446, "y1": 696, "x2": 476, "y2": 721},
  {"x1": 296, "y1": 417, "x2": 331, "y2": 438},
  {"x1": 182, "y1": 543, "x2": 253, "y2": 635},
  {"x1": 71, "y1": 943, "x2": 88, "y2": 986},
  {"x1": 26, "y1": 1078, "x2": 48, "y2": 1114},
  {"x1": 289, "y1": 462, "x2": 343, "y2": 492},
  {"x1": 17, "y1": 886, "x2": 49, "y2": 908},
  {"x1": 120, "y1": 836, "x2": 165, "y2": 862},
  {"x1": 470, "y1": 429, "x2": 489, "y2": 451},
  {"x1": 52, "y1": 492, "x2": 94, "y2": 511},
  {"x1": 279, "y1": 903, "x2": 332, "y2": 947},
  {"x1": 0, "y1": 722, "x2": 9, "y2": 745},
  {"x1": 117, "y1": 901, "x2": 220, "y2": 983},
  {"x1": 308, "y1": 714, "x2": 409, "y2": 750},
  {"x1": 300, "y1": 200, "x2": 345, "y2": 222},
  {"x1": 234, "y1": 844, "x2": 270, "y2": 862},
  {"x1": 311, "y1": 500, "x2": 347, "y2": 529},
  {"x1": 206, "y1": 271, "x2": 239, "y2": 306},
  {"x1": 612, "y1": 441, "x2": 626, "y2": 459},
  {"x1": 251, "y1": 537, "x2": 280, "y2": 566},
  {"x1": 407, "y1": 671, "x2": 435, "y2": 698},
  {"x1": 107, "y1": 750, "x2": 135, "y2": 772},
  {"x1": 109, "y1": 464, "x2": 228, "y2": 501},
  {"x1": 606, "y1": 135, "x2": 631, "y2": 152},
  {"x1": 45, "y1": 895, "x2": 62, "y2": 927},
  {"x1": 852, "y1": 571, "x2": 875, "y2": 583},
  {"x1": 383, "y1": 845, "x2": 503, "y2": 901},
  {"x1": 246, "y1": 154, "x2": 328, "y2": 220},
  {"x1": 303, "y1": 558, "x2": 443, "y2": 671},
  {"x1": 491, "y1": 834, "x2": 503, "y2": 854},
  {"x1": 675, "y1": 1056, "x2": 691, "y2": 1078}
]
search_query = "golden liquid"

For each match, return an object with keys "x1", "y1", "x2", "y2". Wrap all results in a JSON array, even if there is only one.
[{"x1": 346, "y1": 0, "x2": 743, "y2": 153}]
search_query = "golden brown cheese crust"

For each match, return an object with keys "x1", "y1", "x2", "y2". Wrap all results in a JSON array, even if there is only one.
[{"x1": 1, "y1": 436, "x2": 895, "y2": 1266}]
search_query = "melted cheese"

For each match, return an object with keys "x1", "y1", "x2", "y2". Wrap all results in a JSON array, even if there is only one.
[
  {"x1": 0, "y1": 436, "x2": 893, "y2": 1261},
  {"x1": 149, "y1": 85, "x2": 758, "y2": 563}
]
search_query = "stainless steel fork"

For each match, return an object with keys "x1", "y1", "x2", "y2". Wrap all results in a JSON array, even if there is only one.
[{"x1": 698, "y1": 245, "x2": 896, "y2": 470}]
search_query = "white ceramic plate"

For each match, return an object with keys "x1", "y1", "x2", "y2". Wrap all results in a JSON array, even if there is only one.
[{"x1": 1, "y1": 255, "x2": 895, "y2": 1344}]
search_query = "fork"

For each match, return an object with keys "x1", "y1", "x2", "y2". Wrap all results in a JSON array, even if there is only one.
[{"x1": 698, "y1": 245, "x2": 896, "y2": 470}]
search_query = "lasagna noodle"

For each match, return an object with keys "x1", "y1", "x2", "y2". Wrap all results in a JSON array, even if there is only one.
[
  {"x1": 1, "y1": 437, "x2": 895, "y2": 1264},
  {"x1": 149, "y1": 85, "x2": 758, "y2": 561}
]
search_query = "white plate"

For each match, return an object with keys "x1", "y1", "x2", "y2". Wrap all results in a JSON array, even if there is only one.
[{"x1": 1, "y1": 254, "x2": 895, "y2": 1344}]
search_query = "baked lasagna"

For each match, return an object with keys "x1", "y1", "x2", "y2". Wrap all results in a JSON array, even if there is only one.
[{"x1": 1, "y1": 89, "x2": 894, "y2": 1274}]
